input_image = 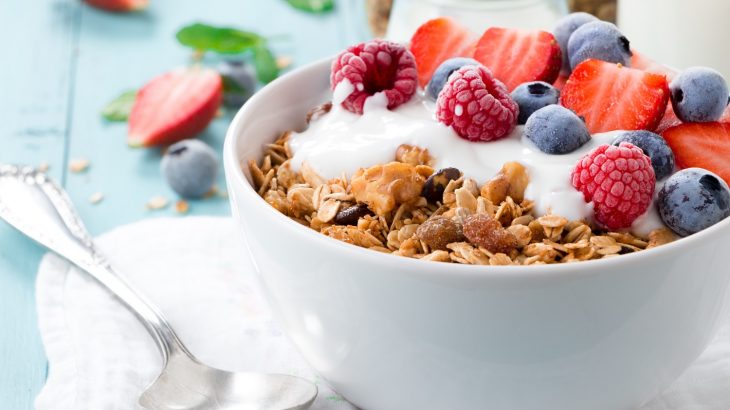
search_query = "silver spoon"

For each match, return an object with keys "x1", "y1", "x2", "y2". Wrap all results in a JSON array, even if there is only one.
[{"x1": 0, "y1": 165, "x2": 317, "y2": 410}]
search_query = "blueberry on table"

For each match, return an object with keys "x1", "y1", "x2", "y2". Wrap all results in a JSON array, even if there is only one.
[
  {"x1": 218, "y1": 61, "x2": 257, "y2": 108},
  {"x1": 161, "y1": 139, "x2": 219, "y2": 199},
  {"x1": 425, "y1": 57, "x2": 480, "y2": 101},
  {"x1": 613, "y1": 130, "x2": 675, "y2": 180},
  {"x1": 524, "y1": 105, "x2": 590, "y2": 154},
  {"x1": 511, "y1": 81, "x2": 560, "y2": 124},
  {"x1": 552, "y1": 12, "x2": 598, "y2": 75},
  {"x1": 658, "y1": 168, "x2": 730, "y2": 237},
  {"x1": 567, "y1": 21, "x2": 632, "y2": 71},
  {"x1": 670, "y1": 67, "x2": 729, "y2": 123}
]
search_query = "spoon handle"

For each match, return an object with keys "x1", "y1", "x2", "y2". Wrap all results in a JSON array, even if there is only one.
[{"x1": 0, "y1": 165, "x2": 186, "y2": 363}]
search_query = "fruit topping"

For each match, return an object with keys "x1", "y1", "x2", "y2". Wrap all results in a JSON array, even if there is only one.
[
  {"x1": 409, "y1": 17, "x2": 476, "y2": 88},
  {"x1": 612, "y1": 130, "x2": 675, "y2": 180},
  {"x1": 217, "y1": 61, "x2": 256, "y2": 108},
  {"x1": 552, "y1": 12, "x2": 598, "y2": 75},
  {"x1": 524, "y1": 105, "x2": 590, "y2": 154},
  {"x1": 571, "y1": 143, "x2": 656, "y2": 230},
  {"x1": 435, "y1": 65, "x2": 518, "y2": 142},
  {"x1": 85, "y1": 0, "x2": 147, "y2": 12},
  {"x1": 561, "y1": 59, "x2": 669, "y2": 133},
  {"x1": 422, "y1": 167, "x2": 462, "y2": 203},
  {"x1": 331, "y1": 39, "x2": 418, "y2": 115},
  {"x1": 511, "y1": 81, "x2": 560, "y2": 124},
  {"x1": 425, "y1": 57, "x2": 480, "y2": 101},
  {"x1": 662, "y1": 122, "x2": 730, "y2": 185},
  {"x1": 567, "y1": 21, "x2": 632, "y2": 71},
  {"x1": 473, "y1": 27, "x2": 562, "y2": 91},
  {"x1": 669, "y1": 67, "x2": 729, "y2": 123},
  {"x1": 161, "y1": 139, "x2": 218, "y2": 198},
  {"x1": 657, "y1": 168, "x2": 730, "y2": 236}
]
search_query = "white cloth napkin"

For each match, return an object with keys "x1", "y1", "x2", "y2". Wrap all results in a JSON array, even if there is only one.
[{"x1": 34, "y1": 217, "x2": 730, "y2": 410}]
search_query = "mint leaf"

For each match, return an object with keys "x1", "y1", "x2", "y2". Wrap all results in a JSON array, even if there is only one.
[
  {"x1": 253, "y1": 45, "x2": 279, "y2": 84},
  {"x1": 176, "y1": 23, "x2": 262, "y2": 54},
  {"x1": 285, "y1": 0, "x2": 334, "y2": 13},
  {"x1": 102, "y1": 90, "x2": 137, "y2": 122}
]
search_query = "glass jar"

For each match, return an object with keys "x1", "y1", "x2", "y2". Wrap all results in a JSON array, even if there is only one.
[{"x1": 386, "y1": 0, "x2": 569, "y2": 43}]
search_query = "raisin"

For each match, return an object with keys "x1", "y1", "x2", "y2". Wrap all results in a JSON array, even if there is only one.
[
  {"x1": 334, "y1": 203, "x2": 372, "y2": 225},
  {"x1": 422, "y1": 167, "x2": 461, "y2": 203},
  {"x1": 463, "y1": 214, "x2": 518, "y2": 253},
  {"x1": 416, "y1": 216, "x2": 464, "y2": 251}
]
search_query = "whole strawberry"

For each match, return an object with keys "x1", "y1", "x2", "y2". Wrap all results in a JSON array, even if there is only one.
[
  {"x1": 435, "y1": 65, "x2": 518, "y2": 142},
  {"x1": 571, "y1": 142, "x2": 656, "y2": 230}
]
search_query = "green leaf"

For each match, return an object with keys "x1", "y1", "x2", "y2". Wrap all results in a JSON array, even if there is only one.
[
  {"x1": 101, "y1": 90, "x2": 137, "y2": 122},
  {"x1": 176, "y1": 23, "x2": 263, "y2": 54},
  {"x1": 253, "y1": 45, "x2": 279, "y2": 84},
  {"x1": 285, "y1": 0, "x2": 334, "y2": 13}
]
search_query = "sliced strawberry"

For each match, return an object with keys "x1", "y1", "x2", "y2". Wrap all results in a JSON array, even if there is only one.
[
  {"x1": 630, "y1": 49, "x2": 678, "y2": 80},
  {"x1": 473, "y1": 28, "x2": 561, "y2": 91},
  {"x1": 553, "y1": 74, "x2": 569, "y2": 91},
  {"x1": 561, "y1": 59, "x2": 669, "y2": 134},
  {"x1": 655, "y1": 103, "x2": 681, "y2": 134},
  {"x1": 128, "y1": 67, "x2": 222, "y2": 147},
  {"x1": 409, "y1": 18, "x2": 475, "y2": 87},
  {"x1": 662, "y1": 122, "x2": 730, "y2": 184},
  {"x1": 85, "y1": 0, "x2": 148, "y2": 12}
]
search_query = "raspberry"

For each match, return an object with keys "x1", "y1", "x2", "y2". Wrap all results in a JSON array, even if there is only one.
[
  {"x1": 435, "y1": 65, "x2": 518, "y2": 142},
  {"x1": 330, "y1": 40, "x2": 418, "y2": 114},
  {"x1": 571, "y1": 142, "x2": 656, "y2": 230}
]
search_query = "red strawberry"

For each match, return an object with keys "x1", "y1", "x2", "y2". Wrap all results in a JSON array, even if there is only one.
[
  {"x1": 553, "y1": 74, "x2": 569, "y2": 91},
  {"x1": 128, "y1": 67, "x2": 223, "y2": 147},
  {"x1": 409, "y1": 18, "x2": 475, "y2": 87},
  {"x1": 630, "y1": 50, "x2": 678, "y2": 80},
  {"x1": 655, "y1": 103, "x2": 681, "y2": 134},
  {"x1": 662, "y1": 122, "x2": 730, "y2": 185},
  {"x1": 561, "y1": 59, "x2": 669, "y2": 134},
  {"x1": 473, "y1": 28, "x2": 561, "y2": 91},
  {"x1": 85, "y1": 0, "x2": 148, "y2": 12}
]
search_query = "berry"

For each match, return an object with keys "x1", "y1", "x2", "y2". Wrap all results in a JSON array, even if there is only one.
[
  {"x1": 217, "y1": 61, "x2": 256, "y2": 108},
  {"x1": 552, "y1": 12, "x2": 598, "y2": 75},
  {"x1": 571, "y1": 143, "x2": 656, "y2": 230},
  {"x1": 553, "y1": 74, "x2": 569, "y2": 90},
  {"x1": 631, "y1": 50, "x2": 678, "y2": 79},
  {"x1": 561, "y1": 59, "x2": 669, "y2": 133},
  {"x1": 331, "y1": 39, "x2": 417, "y2": 115},
  {"x1": 435, "y1": 65, "x2": 518, "y2": 142},
  {"x1": 473, "y1": 28, "x2": 562, "y2": 91},
  {"x1": 511, "y1": 81, "x2": 560, "y2": 124},
  {"x1": 425, "y1": 57, "x2": 480, "y2": 101},
  {"x1": 161, "y1": 139, "x2": 218, "y2": 198},
  {"x1": 129, "y1": 67, "x2": 223, "y2": 147},
  {"x1": 669, "y1": 67, "x2": 729, "y2": 123},
  {"x1": 409, "y1": 18, "x2": 475, "y2": 87},
  {"x1": 657, "y1": 168, "x2": 730, "y2": 237},
  {"x1": 612, "y1": 130, "x2": 675, "y2": 180},
  {"x1": 85, "y1": 0, "x2": 147, "y2": 12},
  {"x1": 524, "y1": 105, "x2": 590, "y2": 154},
  {"x1": 567, "y1": 21, "x2": 632, "y2": 71},
  {"x1": 662, "y1": 122, "x2": 730, "y2": 185}
]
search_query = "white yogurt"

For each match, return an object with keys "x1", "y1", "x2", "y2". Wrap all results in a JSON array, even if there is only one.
[{"x1": 288, "y1": 91, "x2": 664, "y2": 235}]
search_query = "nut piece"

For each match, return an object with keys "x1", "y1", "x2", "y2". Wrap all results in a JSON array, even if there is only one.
[
  {"x1": 305, "y1": 102, "x2": 333, "y2": 124},
  {"x1": 480, "y1": 162, "x2": 529, "y2": 203},
  {"x1": 463, "y1": 214, "x2": 518, "y2": 253},
  {"x1": 334, "y1": 203, "x2": 372, "y2": 225},
  {"x1": 416, "y1": 216, "x2": 464, "y2": 251},
  {"x1": 422, "y1": 167, "x2": 462, "y2": 203},
  {"x1": 395, "y1": 144, "x2": 433, "y2": 166},
  {"x1": 351, "y1": 162, "x2": 431, "y2": 215}
]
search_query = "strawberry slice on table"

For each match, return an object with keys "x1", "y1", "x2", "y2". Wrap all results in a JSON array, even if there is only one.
[
  {"x1": 560, "y1": 59, "x2": 669, "y2": 134},
  {"x1": 409, "y1": 17, "x2": 475, "y2": 87},
  {"x1": 85, "y1": 0, "x2": 148, "y2": 12},
  {"x1": 473, "y1": 28, "x2": 561, "y2": 91},
  {"x1": 128, "y1": 67, "x2": 223, "y2": 148},
  {"x1": 662, "y1": 122, "x2": 730, "y2": 185}
]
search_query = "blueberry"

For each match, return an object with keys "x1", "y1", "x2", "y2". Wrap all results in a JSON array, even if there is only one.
[
  {"x1": 657, "y1": 168, "x2": 730, "y2": 237},
  {"x1": 567, "y1": 21, "x2": 632, "y2": 71},
  {"x1": 612, "y1": 130, "x2": 675, "y2": 180},
  {"x1": 670, "y1": 67, "x2": 729, "y2": 123},
  {"x1": 218, "y1": 61, "x2": 257, "y2": 108},
  {"x1": 425, "y1": 57, "x2": 480, "y2": 101},
  {"x1": 511, "y1": 81, "x2": 560, "y2": 124},
  {"x1": 161, "y1": 139, "x2": 219, "y2": 198},
  {"x1": 552, "y1": 12, "x2": 598, "y2": 75},
  {"x1": 524, "y1": 105, "x2": 590, "y2": 154}
]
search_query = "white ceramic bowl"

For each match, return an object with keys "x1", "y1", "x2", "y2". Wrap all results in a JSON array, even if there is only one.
[{"x1": 224, "y1": 59, "x2": 730, "y2": 410}]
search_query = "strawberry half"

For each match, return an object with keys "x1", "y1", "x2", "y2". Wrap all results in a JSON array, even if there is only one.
[
  {"x1": 85, "y1": 0, "x2": 148, "y2": 12},
  {"x1": 662, "y1": 122, "x2": 730, "y2": 185},
  {"x1": 409, "y1": 17, "x2": 475, "y2": 88},
  {"x1": 128, "y1": 67, "x2": 223, "y2": 147},
  {"x1": 561, "y1": 59, "x2": 669, "y2": 134},
  {"x1": 473, "y1": 28, "x2": 561, "y2": 91},
  {"x1": 630, "y1": 49, "x2": 678, "y2": 80}
]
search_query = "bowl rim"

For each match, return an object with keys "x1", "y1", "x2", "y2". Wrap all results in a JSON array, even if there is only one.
[{"x1": 224, "y1": 57, "x2": 730, "y2": 281}]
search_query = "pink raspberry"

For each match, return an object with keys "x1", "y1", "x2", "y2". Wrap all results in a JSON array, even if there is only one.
[
  {"x1": 330, "y1": 40, "x2": 417, "y2": 114},
  {"x1": 571, "y1": 142, "x2": 656, "y2": 230},
  {"x1": 435, "y1": 65, "x2": 518, "y2": 142}
]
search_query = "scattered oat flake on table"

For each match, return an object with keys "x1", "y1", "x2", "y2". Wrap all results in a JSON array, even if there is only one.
[
  {"x1": 204, "y1": 186, "x2": 219, "y2": 198},
  {"x1": 175, "y1": 200, "x2": 189, "y2": 214},
  {"x1": 146, "y1": 196, "x2": 169, "y2": 210},
  {"x1": 276, "y1": 55, "x2": 293, "y2": 70},
  {"x1": 89, "y1": 192, "x2": 104, "y2": 204},
  {"x1": 69, "y1": 159, "x2": 90, "y2": 173},
  {"x1": 38, "y1": 162, "x2": 50, "y2": 172}
]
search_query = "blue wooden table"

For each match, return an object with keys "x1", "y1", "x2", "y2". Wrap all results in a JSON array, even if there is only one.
[{"x1": 0, "y1": 1, "x2": 368, "y2": 407}]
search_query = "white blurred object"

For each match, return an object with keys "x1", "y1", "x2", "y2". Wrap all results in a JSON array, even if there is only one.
[
  {"x1": 386, "y1": 0, "x2": 569, "y2": 43},
  {"x1": 618, "y1": 0, "x2": 730, "y2": 80}
]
